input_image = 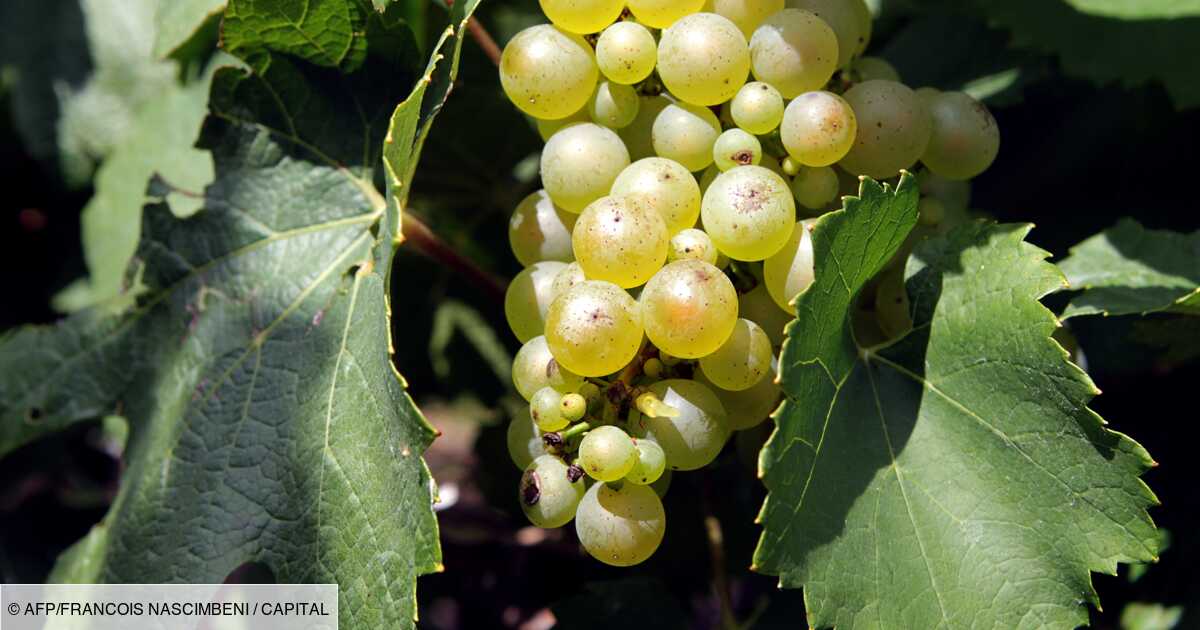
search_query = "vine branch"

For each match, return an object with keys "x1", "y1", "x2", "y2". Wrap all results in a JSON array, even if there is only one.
[{"x1": 468, "y1": 17, "x2": 502, "y2": 67}]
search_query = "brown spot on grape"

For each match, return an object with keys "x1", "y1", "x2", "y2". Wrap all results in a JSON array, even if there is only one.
[
  {"x1": 733, "y1": 150, "x2": 755, "y2": 165},
  {"x1": 520, "y1": 471, "x2": 541, "y2": 506}
]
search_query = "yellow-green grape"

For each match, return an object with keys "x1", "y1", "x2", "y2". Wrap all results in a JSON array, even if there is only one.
[
  {"x1": 640, "y1": 260, "x2": 739, "y2": 358},
  {"x1": 611, "y1": 157, "x2": 703, "y2": 234},
  {"x1": 698, "y1": 318, "x2": 773, "y2": 391},
  {"x1": 575, "y1": 481, "x2": 666, "y2": 566},
  {"x1": 851, "y1": 56, "x2": 900, "y2": 82},
  {"x1": 749, "y1": 9, "x2": 838, "y2": 98},
  {"x1": 545, "y1": 280, "x2": 644, "y2": 376},
  {"x1": 619, "y1": 95, "x2": 672, "y2": 161},
  {"x1": 705, "y1": 0, "x2": 786, "y2": 38},
  {"x1": 650, "y1": 468, "x2": 673, "y2": 497},
  {"x1": 520, "y1": 455, "x2": 586, "y2": 528},
  {"x1": 730, "y1": 81, "x2": 785, "y2": 135},
  {"x1": 573, "y1": 195, "x2": 669, "y2": 288},
  {"x1": 626, "y1": 439, "x2": 667, "y2": 485},
  {"x1": 875, "y1": 268, "x2": 912, "y2": 339},
  {"x1": 632, "y1": 379, "x2": 730, "y2": 470},
  {"x1": 535, "y1": 108, "x2": 589, "y2": 142},
  {"x1": 918, "y1": 197, "x2": 946, "y2": 227},
  {"x1": 596, "y1": 21, "x2": 658, "y2": 85},
  {"x1": 786, "y1": 0, "x2": 864, "y2": 69},
  {"x1": 781, "y1": 90, "x2": 858, "y2": 167},
  {"x1": 626, "y1": 0, "x2": 706, "y2": 28},
  {"x1": 713, "y1": 129, "x2": 763, "y2": 171},
  {"x1": 542, "y1": 123, "x2": 631, "y2": 212},
  {"x1": 668, "y1": 228, "x2": 719, "y2": 265},
  {"x1": 651, "y1": 101, "x2": 722, "y2": 172},
  {"x1": 531, "y1": 386, "x2": 569, "y2": 432},
  {"x1": 507, "y1": 413, "x2": 544, "y2": 469},
  {"x1": 560, "y1": 393, "x2": 587, "y2": 422},
  {"x1": 657, "y1": 13, "x2": 751, "y2": 106},
  {"x1": 506, "y1": 261, "x2": 568, "y2": 342},
  {"x1": 579, "y1": 425, "x2": 638, "y2": 481},
  {"x1": 698, "y1": 364, "x2": 780, "y2": 431},
  {"x1": 509, "y1": 190, "x2": 578, "y2": 266},
  {"x1": 643, "y1": 357, "x2": 664, "y2": 379},
  {"x1": 850, "y1": 0, "x2": 872, "y2": 56},
  {"x1": 762, "y1": 220, "x2": 814, "y2": 313},
  {"x1": 539, "y1": 0, "x2": 625, "y2": 34},
  {"x1": 701, "y1": 165, "x2": 796, "y2": 261},
  {"x1": 839, "y1": 80, "x2": 932, "y2": 179},
  {"x1": 513, "y1": 335, "x2": 585, "y2": 400},
  {"x1": 782, "y1": 156, "x2": 802, "y2": 176},
  {"x1": 921, "y1": 91, "x2": 1000, "y2": 181},
  {"x1": 738, "y1": 283, "x2": 792, "y2": 347},
  {"x1": 500, "y1": 25, "x2": 599, "y2": 120},
  {"x1": 589, "y1": 81, "x2": 641, "y2": 129},
  {"x1": 550, "y1": 261, "x2": 588, "y2": 301},
  {"x1": 791, "y1": 165, "x2": 839, "y2": 210}
]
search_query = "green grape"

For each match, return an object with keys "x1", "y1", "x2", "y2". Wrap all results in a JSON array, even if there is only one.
[
  {"x1": 701, "y1": 165, "x2": 796, "y2": 261},
  {"x1": 698, "y1": 364, "x2": 780, "y2": 431},
  {"x1": 560, "y1": 393, "x2": 587, "y2": 422},
  {"x1": 781, "y1": 156, "x2": 802, "y2": 176},
  {"x1": 657, "y1": 13, "x2": 751, "y2": 106},
  {"x1": 839, "y1": 80, "x2": 932, "y2": 179},
  {"x1": 619, "y1": 96, "x2": 673, "y2": 161},
  {"x1": 705, "y1": 0, "x2": 786, "y2": 38},
  {"x1": 762, "y1": 219, "x2": 814, "y2": 313},
  {"x1": 531, "y1": 386, "x2": 568, "y2": 432},
  {"x1": 579, "y1": 425, "x2": 638, "y2": 481},
  {"x1": 749, "y1": 9, "x2": 838, "y2": 98},
  {"x1": 513, "y1": 336, "x2": 585, "y2": 400},
  {"x1": 875, "y1": 268, "x2": 912, "y2": 340},
  {"x1": 500, "y1": 25, "x2": 599, "y2": 120},
  {"x1": 781, "y1": 90, "x2": 857, "y2": 167},
  {"x1": 627, "y1": 0, "x2": 706, "y2": 28},
  {"x1": 851, "y1": 56, "x2": 900, "y2": 82},
  {"x1": 651, "y1": 101, "x2": 722, "y2": 172},
  {"x1": 699, "y1": 318, "x2": 772, "y2": 391},
  {"x1": 640, "y1": 260, "x2": 739, "y2": 358},
  {"x1": 550, "y1": 261, "x2": 588, "y2": 301},
  {"x1": 506, "y1": 261, "x2": 568, "y2": 342},
  {"x1": 509, "y1": 190, "x2": 578, "y2": 266},
  {"x1": 731, "y1": 81, "x2": 785, "y2": 135},
  {"x1": 542, "y1": 123, "x2": 631, "y2": 213},
  {"x1": 545, "y1": 280, "x2": 644, "y2": 376},
  {"x1": 643, "y1": 357, "x2": 664, "y2": 379},
  {"x1": 921, "y1": 91, "x2": 1000, "y2": 181},
  {"x1": 790, "y1": 165, "x2": 839, "y2": 210},
  {"x1": 596, "y1": 22, "x2": 658, "y2": 85},
  {"x1": 650, "y1": 468, "x2": 673, "y2": 497},
  {"x1": 573, "y1": 195, "x2": 669, "y2": 288},
  {"x1": 520, "y1": 455, "x2": 587, "y2": 528},
  {"x1": 535, "y1": 108, "x2": 589, "y2": 142},
  {"x1": 850, "y1": 0, "x2": 872, "y2": 56},
  {"x1": 575, "y1": 481, "x2": 666, "y2": 566},
  {"x1": 918, "y1": 197, "x2": 946, "y2": 227},
  {"x1": 786, "y1": 0, "x2": 864, "y2": 69},
  {"x1": 611, "y1": 157, "x2": 703, "y2": 234},
  {"x1": 668, "y1": 228, "x2": 719, "y2": 265},
  {"x1": 632, "y1": 379, "x2": 730, "y2": 470},
  {"x1": 589, "y1": 81, "x2": 641, "y2": 129},
  {"x1": 914, "y1": 86, "x2": 941, "y2": 110},
  {"x1": 539, "y1": 0, "x2": 625, "y2": 34},
  {"x1": 507, "y1": 413, "x2": 544, "y2": 469},
  {"x1": 737, "y1": 283, "x2": 792, "y2": 348},
  {"x1": 713, "y1": 129, "x2": 763, "y2": 171},
  {"x1": 626, "y1": 439, "x2": 667, "y2": 485}
]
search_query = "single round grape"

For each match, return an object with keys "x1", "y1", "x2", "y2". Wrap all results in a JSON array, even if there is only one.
[
  {"x1": 749, "y1": 9, "x2": 838, "y2": 98},
  {"x1": 875, "y1": 268, "x2": 913, "y2": 340},
  {"x1": 668, "y1": 228, "x2": 719, "y2": 265},
  {"x1": 513, "y1": 336, "x2": 585, "y2": 401},
  {"x1": 701, "y1": 165, "x2": 796, "y2": 261},
  {"x1": 782, "y1": 156, "x2": 802, "y2": 176},
  {"x1": 619, "y1": 96, "x2": 672, "y2": 161},
  {"x1": 579, "y1": 425, "x2": 638, "y2": 481},
  {"x1": 573, "y1": 196, "x2": 669, "y2": 288},
  {"x1": 589, "y1": 81, "x2": 641, "y2": 129},
  {"x1": 611, "y1": 157, "x2": 703, "y2": 234},
  {"x1": 651, "y1": 101, "x2": 722, "y2": 172},
  {"x1": 535, "y1": 109, "x2": 589, "y2": 142},
  {"x1": 596, "y1": 22, "x2": 658, "y2": 85},
  {"x1": 762, "y1": 219, "x2": 814, "y2": 314},
  {"x1": 626, "y1": 439, "x2": 667, "y2": 485},
  {"x1": 643, "y1": 357, "x2": 664, "y2": 379},
  {"x1": 699, "y1": 364, "x2": 780, "y2": 431},
  {"x1": 506, "y1": 261, "x2": 569, "y2": 342},
  {"x1": 839, "y1": 80, "x2": 932, "y2": 179},
  {"x1": 705, "y1": 0, "x2": 786, "y2": 38},
  {"x1": 520, "y1": 455, "x2": 587, "y2": 528},
  {"x1": 627, "y1": 0, "x2": 706, "y2": 28},
  {"x1": 509, "y1": 190, "x2": 578, "y2": 266},
  {"x1": 542, "y1": 123, "x2": 631, "y2": 213},
  {"x1": 699, "y1": 318, "x2": 773, "y2": 391},
  {"x1": 500, "y1": 25, "x2": 599, "y2": 120},
  {"x1": 921, "y1": 91, "x2": 1000, "y2": 181},
  {"x1": 550, "y1": 261, "x2": 588, "y2": 302},
  {"x1": 713, "y1": 128, "x2": 763, "y2": 171},
  {"x1": 918, "y1": 197, "x2": 946, "y2": 227},
  {"x1": 531, "y1": 386, "x2": 569, "y2": 432},
  {"x1": 560, "y1": 393, "x2": 587, "y2": 422},
  {"x1": 850, "y1": 0, "x2": 872, "y2": 56},
  {"x1": 851, "y1": 56, "x2": 900, "y2": 82},
  {"x1": 632, "y1": 379, "x2": 730, "y2": 470},
  {"x1": 781, "y1": 90, "x2": 857, "y2": 167},
  {"x1": 640, "y1": 260, "x2": 739, "y2": 358},
  {"x1": 738, "y1": 283, "x2": 792, "y2": 348},
  {"x1": 791, "y1": 165, "x2": 839, "y2": 210},
  {"x1": 786, "y1": 0, "x2": 864, "y2": 69},
  {"x1": 545, "y1": 280, "x2": 644, "y2": 377},
  {"x1": 657, "y1": 13, "x2": 751, "y2": 106},
  {"x1": 539, "y1": 0, "x2": 625, "y2": 34},
  {"x1": 730, "y1": 81, "x2": 785, "y2": 135},
  {"x1": 507, "y1": 414, "x2": 544, "y2": 469},
  {"x1": 575, "y1": 481, "x2": 666, "y2": 566}
]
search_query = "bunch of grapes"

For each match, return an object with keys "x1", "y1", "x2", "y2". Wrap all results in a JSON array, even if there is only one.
[{"x1": 499, "y1": 0, "x2": 1000, "y2": 567}]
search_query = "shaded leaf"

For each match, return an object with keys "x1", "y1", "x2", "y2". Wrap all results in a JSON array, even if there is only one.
[
  {"x1": 1065, "y1": 0, "x2": 1200, "y2": 20},
  {"x1": 221, "y1": 0, "x2": 371, "y2": 71},
  {"x1": 1121, "y1": 602, "x2": 1184, "y2": 630}
]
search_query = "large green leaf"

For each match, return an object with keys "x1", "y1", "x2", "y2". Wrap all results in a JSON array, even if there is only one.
[
  {"x1": 1064, "y1": 0, "x2": 1200, "y2": 19},
  {"x1": 754, "y1": 175, "x2": 1159, "y2": 629},
  {"x1": 0, "y1": 0, "x2": 481, "y2": 626}
]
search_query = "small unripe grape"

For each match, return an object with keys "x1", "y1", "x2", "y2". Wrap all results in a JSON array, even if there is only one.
[
  {"x1": 713, "y1": 129, "x2": 763, "y2": 171},
  {"x1": 500, "y1": 25, "x2": 599, "y2": 120},
  {"x1": 589, "y1": 81, "x2": 641, "y2": 129},
  {"x1": 640, "y1": 260, "x2": 739, "y2": 359},
  {"x1": 657, "y1": 13, "x2": 751, "y2": 106},
  {"x1": 643, "y1": 357, "x2": 664, "y2": 379},
  {"x1": 787, "y1": 0, "x2": 865, "y2": 69},
  {"x1": 705, "y1": 0, "x2": 786, "y2": 38},
  {"x1": 513, "y1": 336, "x2": 585, "y2": 401},
  {"x1": 668, "y1": 228, "x2": 719, "y2": 265},
  {"x1": 506, "y1": 261, "x2": 568, "y2": 342},
  {"x1": 539, "y1": 0, "x2": 625, "y2": 34},
  {"x1": 839, "y1": 80, "x2": 932, "y2": 179},
  {"x1": 531, "y1": 386, "x2": 568, "y2": 432},
  {"x1": 626, "y1": 439, "x2": 667, "y2": 485},
  {"x1": 520, "y1": 455, "x2": 586, "y2": 528},
  {"x1": 573, "y1": 195, "x2": 669, "y2": 288},
  {"x1": 701, "y1": 166, "x2": 796, "y2": 261},
  {"x1": 627, "y1": 0, "x2": 707, "y2": 29},
  {"x1": 560, "y1": 393, "x2": 587, "y2": 422},
  {"x1": 575, "y1": 482, "x2": 666, "y2": 566},
  {"x1": 790, "y1": 165, "x2": 839, "y2": 210},
  {"x1": 579, "y1": 425, "x2": 638, "y2": 481},
  {"x1": 731, "y1": 81, "x2": 785, "y2": 135},
  {"x1": 652, "y1": 101, "x2": 722, "y2": 172},
  {"x1": 763, "y1": 220, "x2": 815, "y2": 313},
  {"x1": 699, "y1": 318, "x2": 773, "y2": 391},
  {"x1": 545, "y1": 281, "x2": 644, "y2": 377},
  {"x1": 509, "y1": 190, "x2": 578, "y2": 266},
  {"x1": 781, "y1": 90, "x2": 857, "y2": 167},
  {"x1": 542, "y1": 123, "x2": 631, "y2": 212},
  {"x1": 851, "y1": 56, "x2": 900, "y2": 82},
  {"x1": 749, "y1": 9, "x2": 838, "y2": 98},
  {"x1": 596, "y1": 22, "x2": 658, "y2": 85},
  {"x1": 611, "y1": 157, "x2": 703, "y2": 234},
  {"x1": 781, "y1": 156, "x2": 802, "y2": 176},
  {"x1": 921, "y1": 91, "x2": 1000, "y2": 181}
]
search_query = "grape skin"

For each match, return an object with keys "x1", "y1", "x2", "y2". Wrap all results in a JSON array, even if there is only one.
[
  {"x1": 507, "y1": 413, "x2": 545, "y2": 469},
  {"x1": 699, "y1": 318, "x2": 773, "y2": 391},
  {"x1": 596, "y1": 22, "x2": 659, "y2": 85},
  {"x1": 839, "y1": 80, "x2": 932, "y2": 179},
  {"x1": 781, "y1": 90, "x2": 858, "y2": 167},
  {"x1": 589, "y1": 81, "x2": 641, "y2": 130},
  {"x1": 749, "y1": 9, "x2": 839, "y2": 98},
  {"x1": 542, "y1": 123, "x2": 631, "y2": 213},
  {"x1": 786, "y1": 0, "x2": 864, "y2": 69},
  {"x1": 579, "y1": 425, "x2": 638, "y2": 481},
  {"x1": 713, "y1": 128, "x2": 763, "y2": 171},
  {"x1": 611, "y1": 157, "x2": 703, "y2": 235},
  {"x1": 851, "y1": 56, "x2": 900, "y2": 82},
  {"x1": 520, "y1": 455, "x2": 587, "y2": 528},
  {"x1": 572, "y1": 195, "x2": 669, "y2": 288},
  {"x1": 651, "y1": 101, "x2": 723, "y2": 172},
  {"x1": 545, "y1": 280, "x2": 644, "y2": 377},
  {"x1": 575, "y1": 482, "x2": 666, "y2": 567},
  {"x1": 535, "y1": 108, "x2": 589, "y2": 142},
  {"x1": 762, "y1": 219, "x2": 815, "y2": 314},
  {"x1": 500, "y1": 25, "x2": 599, "y2": 120},
  {"x1": 531, "y1": 386, "x2": 568, "y2": 432},
  {"x1": 640, "y1": 260, "x2": 739, "y2": 359},
  {"x1": 632, "y1": 379, "x2": 730, "y2": 470},
  {"x1": 509, "y1": 190, "x2": 578, "y2": 266},
  {"x1": 731, "y1": 81, "x2": 785, "y2": 135},
  {"x1": 790, "y1": 165, "x2": 840, "y2": 211},
  {"x1": 539, "y1": 0, "x2": 625, "y2": 34},
  {"x1": 620, "y1": 95, "x2": 674, "y2": 162},
  {"x1": 921, "y1": 91, "x2": 1000, "y2": 181},
  {"x1": 705, "y1": 0, "x2": 786, "y2": 38},
  {"x1": 737, "y1": 283, "x2": 793, "y2": 348},
  {"x1": 550, "y1": 261, "x2": 588, "y2": 302},
  {"x1": 701, "y1": 165, "x2": 797, "y2": 262},
  {"x1": 627, "y1": 439, "x2": 667, "y2": 485},
  {"x1": 668, "y1": 228, "x2": 719, "y2": 265},
  {"x1": 699, "y1": 365, "x2": 781, "y2": 431},
  {"x1": 505, "y1": 261, "x2": 568, "y2": 342},
  {"x1": 657, "y1": 13, "x2": 752, "y2": 106},
  {"x1": 512, "y1": 335, "x2": 585, "y2": 401},
  {"x1": 627, "y1": 0, "x2": 707, "y2": 29}
]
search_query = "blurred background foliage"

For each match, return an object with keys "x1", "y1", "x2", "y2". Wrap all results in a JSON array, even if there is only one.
[{"x1": 0, "y1": 0, "x2": 1197, "y2": 628}]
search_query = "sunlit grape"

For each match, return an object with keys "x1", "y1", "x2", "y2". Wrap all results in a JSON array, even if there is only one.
[{"x1": 500, "y1": 25, "x2": 599, "y2": 120}]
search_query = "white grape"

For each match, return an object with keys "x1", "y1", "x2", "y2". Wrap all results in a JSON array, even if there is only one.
[
  {"x1": 786, "y1": 0, "x2": 865, "y2": 69},
  {"x1": 730, "y1": 81, "x2": 785, "y2": 135},
  {"x1": 545, "y1": 280, "x2": 644, "y2": 377},
  {"x1": 541, "y1": 123, "x2": 631, "y2": 212},
  {"x1": 611, "y1": 157, "x2": 703, "y2": 234},
  {"x1": 640, "y1": 260, "x2": 739, "y2": 359},
  {"x1": 573, "y1": 195, "x2": 669, "y2": 288},
  {"x1": 839, "y1": 80, "x2": 932, "y2": 179},
  {"x1": 520, "y1": 455, "x2": 586, "y2": 528},
  {"x1": 652, "y1": 101, "x2": 722, "y2": 172},
  {"x1": 632, "y1": 379, "x2": 730, "y2": 470},
  {"x1": 657, "y1": 13, "x2": 751, "y2": 106},
  {"x1": 619, "y1": 95, "x2": 673, "y2": 161},
  {"x1": 575, "y1": 481, "x2": 666, "y2": 566},
  {"x1": 762, "y1": 219, "x2": 814, "y2": 313},
  {"x1": 500, "y1": 25, "x2": 599, "y2": 120},
  {"x1": 512, "y1": 335, "x2": 585, "y2": 401},
  {"x1": 505, "y1": 261, "x2": 568, "y2": 342},
  {"x1": 781, "y1": 90, "x2": 857, "y2": 167},
  {"x1": 749, "y1": 9, "x2": 838, "y2": 98},
  {"x1": 921, "y1": 91, "x2": 1000, "y2": 181},
  {"x1": 790, "y1": 165, "x2": 839, "y2": 210},
  {"x1": 699, "y1": 318, "x2": 773, "y2": 391},
  {"x1": 697, "y1": 364, "x2": 781, "y2": 431},
  {"x1": 509, "y1": 190, "x2": 578, "y2": 266},
  {"x1": 701, "y1": 165, "x2": 796, "y2": 261},
  {"x1": 507, "y1": 413, "x2": 545, "y2": 469},
  {"x1": 539, "y1": 0, "x2": 626, "y2": 34},
  {"x1": 596, "y1": 22, "x2": 658, "y2": 85},
  {"x1": 851, "y1": 56, "x2": 900, "y2": 82},
  {"x1": 626, "y1": 439, "x2": 667, "y2": 485},
  {"x1": 704, "y1": 0, "x2": 786, "y2": 38},
  {"x1": 579, "y1": 425, "x2": 638, "y2": 481},
  {"x1": 668, "y1": 228, "x2": 719, "y2": 265},
  {"x1": 627, "y1": 0, "x2": 707, "y2": 28},
  {"x1": 589, "y1": 81, "x2": 641, "y2": 129},
  {"x1": 713, "y1": 128, "x2": 763, "y2": 171}
]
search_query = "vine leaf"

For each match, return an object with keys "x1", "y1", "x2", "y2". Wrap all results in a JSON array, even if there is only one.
[
  {"x1": 0, "y1": 0, "x2": 480, "y2": 627},
  {"x1": 754, "y1": 174, "x2": 1159, "y2": 629},
  {"x1": 153, "y1": 0, "x2": 227, "y2": 59},
  {"x1": 1063, "y1": 0, "x2": 1200, "y2": 20}
]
